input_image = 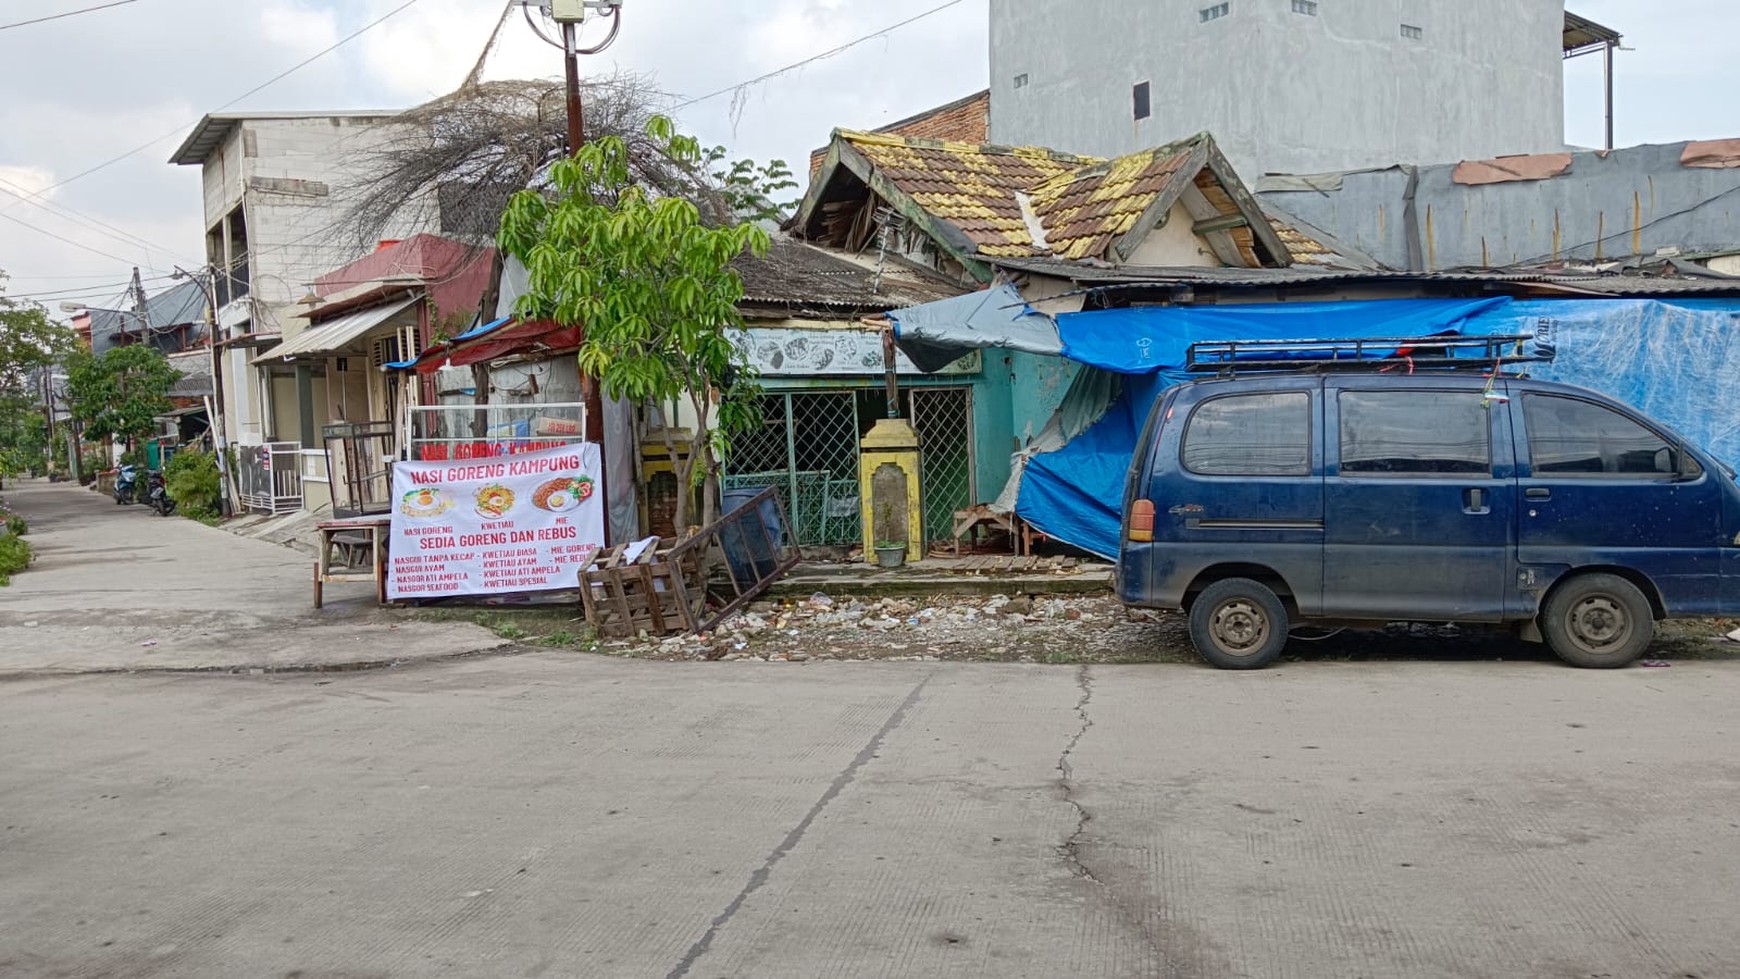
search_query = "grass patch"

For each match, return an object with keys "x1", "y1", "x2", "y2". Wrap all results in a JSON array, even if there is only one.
[
  {"x1": 0, "y1": 531, "x2": 31, "y2": 586},
  {"x1": 411, "y1": 606, "x2": 595, "y2": 649}
]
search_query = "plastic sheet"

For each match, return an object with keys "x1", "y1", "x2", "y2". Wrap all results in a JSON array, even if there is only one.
[{"x1": 1013, "y1": 297, "x2": 1740, "y2": 559}]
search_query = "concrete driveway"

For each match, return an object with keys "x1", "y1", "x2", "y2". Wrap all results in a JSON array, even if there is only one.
[
  {"x1": 0, "y1": 480, "x2": 505, "y2": 674},
  {"x1": 4, "y1": 652, "x2": 1739, "y2": 978}
]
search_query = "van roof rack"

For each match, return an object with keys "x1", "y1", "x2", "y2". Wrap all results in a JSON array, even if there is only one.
[{"x1": 1185, "y1": 333, "x2": 1551, "y2": 375}]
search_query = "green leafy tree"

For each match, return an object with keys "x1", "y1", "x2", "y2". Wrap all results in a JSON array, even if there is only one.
[
  {"x1": 64, "y1": 345, "x2": 181, "y2": 450},
  {"x1": 703, "y1": 147, "x2": 800, "y2": 225},
  {"x1": 0, "y1": 273, "x2": 75, "y2": 479},
  {"x1": 498, "y1": 116, "x2": 770, "y2": 529}
]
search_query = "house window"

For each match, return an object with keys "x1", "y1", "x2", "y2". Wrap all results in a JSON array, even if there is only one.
[
  {"x1": 1199, "y1": 3, "x2": 1229, "y2": 23},
  {"x1": 1132, "y1": 81, "x2": 1151, "y2": 120},
  {"x1": 1400, "y1": 23, "x2": 1423, "y2": 39},
  {"x1": 1291, "y1": 0, "x2": 1317, "y2": 14},
  {"x1": 1013, "y1": 72, "x2": 1029, "y2": 89}
]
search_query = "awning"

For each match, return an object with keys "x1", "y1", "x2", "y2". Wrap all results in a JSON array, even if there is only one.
[
  {"x1": 251, "y1": 295, "x2": 418, "y2": 365},
  {"x1": 384, "y1": 316, "x2": 581, "y2": 374}
]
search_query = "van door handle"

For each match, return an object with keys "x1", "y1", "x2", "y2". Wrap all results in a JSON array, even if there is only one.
[
  {"x1": 1525, "y1": 488, "x2": 1552, "y2": 501},
  {"x1": 1463, "y1": 487, "x2": 1488, "y2": 513}
]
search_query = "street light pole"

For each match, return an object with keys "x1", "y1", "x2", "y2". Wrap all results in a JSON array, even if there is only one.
[{"x1": 531, "y1": 0, "x2": 623, "y2": 539}]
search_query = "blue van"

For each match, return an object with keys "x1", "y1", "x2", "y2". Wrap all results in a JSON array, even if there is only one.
[{"x1": 1115, "y1": 355, "x2": 1740, "y2": 670}]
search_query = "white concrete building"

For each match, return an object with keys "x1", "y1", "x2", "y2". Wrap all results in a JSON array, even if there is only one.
[
  {"x1": 989, "y1": 0, "x2": 1593, "y2": 180},
  {"x1": 169, "y1": 111, "x2": 432, "y2": 452}
]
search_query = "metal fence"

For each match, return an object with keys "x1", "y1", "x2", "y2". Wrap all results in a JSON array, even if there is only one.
[
  {"x1": 236, "y1": 442, "x2": 303, "y2": 515},
  {"x1": 724, "y1": 391, "x2": 862, "y2": 546},
  {"x1": 909, "y1": 387, "x2": 975, "y2": 545},
  {"x1": 722, "y1": 387, "x2": 975, "y2": 547}
]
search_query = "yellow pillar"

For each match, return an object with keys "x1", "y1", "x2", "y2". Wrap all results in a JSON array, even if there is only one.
[{"x1": 859, "y1": 418, "x2": 924, "y2": 562}]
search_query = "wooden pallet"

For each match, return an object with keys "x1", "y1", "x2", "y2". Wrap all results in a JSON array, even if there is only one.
[
  {"x1": 950, "y1": 555, "x2": 1080, "y2": 574},
  {"x1": 579, "y1": 535, "x2": 706, "y2": 638}
]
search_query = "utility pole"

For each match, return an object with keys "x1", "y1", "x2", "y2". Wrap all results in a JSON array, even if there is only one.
[
  {"x1": 178, "y1": 264, "x2": 237, "y2": 514},
  {"x1": 128, "y1": 266, "x2": 149, "y2": 346},
  {"x1": 529, "y1": 0, "x2": 624, "y2": 539}
]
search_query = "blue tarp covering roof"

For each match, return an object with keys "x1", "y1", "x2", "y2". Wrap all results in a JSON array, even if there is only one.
[{"x1": 1004, "y1": 297, "x2": 1740, "y2": 559}]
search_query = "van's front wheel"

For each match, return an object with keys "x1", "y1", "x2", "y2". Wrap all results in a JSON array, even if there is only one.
[
  {"x1": 1541, "y1": 573, "x2": 1654, "y2": 668},
  {"x1": 1189, "y1": 578, "x2": 1288, "y2": 670}
]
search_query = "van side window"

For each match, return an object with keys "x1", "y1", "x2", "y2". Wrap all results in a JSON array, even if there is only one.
[
  {"x1": 1182, "y1": 392, "x2": 1310, "y2": 475},
  {"x1": 1524, "y1": 395, "x2": 1686, "y2": 477},
  {"x1": 1339, "y1": 390, "x2": 1489, "y2": 475}
]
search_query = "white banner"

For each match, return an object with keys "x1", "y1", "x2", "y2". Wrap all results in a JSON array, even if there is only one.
[{"x1": 387, "y1": 442, "x2": 605, "y2": 600}]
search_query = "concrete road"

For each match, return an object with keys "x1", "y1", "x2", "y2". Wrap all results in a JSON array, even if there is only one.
[
  {"x1": 0, "y1": 480, "x2": 504, "y2": 674},
  {"x1": 4, "y1": 653, "x2": 1739, "y2": 978}
]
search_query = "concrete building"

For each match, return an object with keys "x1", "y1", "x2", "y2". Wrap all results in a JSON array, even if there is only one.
[
  {"x1": 168, "y1": 111, "x2": 433, "y2": 453},
  {"x1": 989, "y1": 0, "x2": 1585, "y2": 179}
]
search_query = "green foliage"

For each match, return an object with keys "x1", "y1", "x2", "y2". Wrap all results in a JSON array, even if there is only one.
[
  {"x1": 164, "y1": 449, "x2": 221, "y2": 520},
  {"x1": 498, "y1": 115, "x2": 771, "y2": 528},
  {"x1": 0, "y1": 497, "x2": 24, "y2": 536},
  {"x1": 0, "y1": 400, "x2": 50, "y2": 477},
  {"x1": 703, "y1": 147, "x2": 800, "y2": 225},
  {"x1": 64, "y1": 344, "x2": 181, "y2": 446},
  {"x1": 0, "y1": 273, "x2": 75, "y2": 392},
  {"x1": 0, "y1": 272, "x2": 76, "y2": 479},
  {"x1": 0, "y1": 529, "x2": 30, "y2": 586}
]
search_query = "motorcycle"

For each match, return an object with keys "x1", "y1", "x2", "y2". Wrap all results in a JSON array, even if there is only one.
[
  {"x1": 146, "y1": 470, "x2": 176, "y2": 517},
  {"x1": 113, "y1": 464, "x2": 140, "y2": 505}
]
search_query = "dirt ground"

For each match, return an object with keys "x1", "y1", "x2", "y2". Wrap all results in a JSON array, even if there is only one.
[{"x1": 494, "y1": 591, "x2": 1740, "y2": 667}]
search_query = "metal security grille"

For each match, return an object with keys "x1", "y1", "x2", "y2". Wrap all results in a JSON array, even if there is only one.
[
  {"x1": 909, "y1": 387, "x2": 975, "y2": 543},
  {"x1": 724, "y1": 391, "x2": 862, "y2": 546}
]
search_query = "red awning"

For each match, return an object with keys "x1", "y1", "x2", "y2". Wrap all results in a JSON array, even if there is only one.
[{"x1": 406, "y1": 318, "x2": 581, "y2": 374}]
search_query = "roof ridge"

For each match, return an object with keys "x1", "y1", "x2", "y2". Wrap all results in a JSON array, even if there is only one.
[
  {"x1": 1029, "y1": 133, "x2": 1212, "y2": 197},
  {"x1": 834, "y1": 129, "x2": 1104, "y2": 168}
]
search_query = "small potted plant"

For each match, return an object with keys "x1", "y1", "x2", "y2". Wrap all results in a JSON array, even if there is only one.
[{"x1": 874, "y1": 501, "x2": 907, "y2": 568}]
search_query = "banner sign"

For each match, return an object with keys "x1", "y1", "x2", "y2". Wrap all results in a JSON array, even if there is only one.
[
  {"x1": 733, "y1": 326, "x2": 980, "y2": 376},
  {"x1": 387, "y1": 442, "x2": 604, "y2": 600}
]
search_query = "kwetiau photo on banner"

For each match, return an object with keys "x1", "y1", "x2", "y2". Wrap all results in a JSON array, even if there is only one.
[{"x1": 387, "y1": 442, "x2": 604, "y2": 600}]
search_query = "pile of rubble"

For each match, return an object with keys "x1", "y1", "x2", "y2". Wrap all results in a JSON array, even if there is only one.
[{"x1": 601, "y1": 592, "x2": 1192, "y2": 663}]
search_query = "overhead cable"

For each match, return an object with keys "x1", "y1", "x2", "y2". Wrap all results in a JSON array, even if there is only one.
[{"x1": 0, "y1": 0, "x2": 140, "y2": 32}]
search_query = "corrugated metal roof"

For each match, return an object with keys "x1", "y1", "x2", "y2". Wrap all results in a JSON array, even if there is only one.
[
  {"x1": 1260, "y1": 140, "x2": 1740, "y2": 272},
  {"x1": 983, "y1": 255, "x2": 1740, "y2": 296},
  {"x1": 734, "y1": 239, "x2": 964, "y2": 314}
]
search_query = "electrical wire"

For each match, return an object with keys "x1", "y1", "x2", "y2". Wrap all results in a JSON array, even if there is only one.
[
  {"x1": 671, "y1": 0, "x2": 971, "y2": 111},
  {"x1": 3, "y1": 0, "x2": 425, "y2": 209},
  {"x1": 0, "y1": 174, "x2": 189, "y2": 262},
  {"x1": 0, "y1": 211, "x2": 140, "y2": 267},
  {"x1": 0, "y1": 0, "x2": 139, "y2": 33}
]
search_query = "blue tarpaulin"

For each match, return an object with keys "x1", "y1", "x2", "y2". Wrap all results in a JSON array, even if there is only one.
[{"x1": 1014, "y1": 297, "x2": 1740, "y2": 559}]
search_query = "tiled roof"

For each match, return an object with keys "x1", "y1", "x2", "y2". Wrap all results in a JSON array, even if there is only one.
[
  {"x1": 1028, "y1": 142, "x2": 1200, "y2": 260},
  {"x1": 803, "y1": 128, "x2": 1288, "y2": 275},
  {"x1": 838, "y1": 131, "x2": 1095, "y2": 258}
]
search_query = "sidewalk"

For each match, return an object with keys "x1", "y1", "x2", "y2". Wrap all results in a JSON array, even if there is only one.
[{"x1": 0, "y1": 480, "x2": 507, "y2": 675}]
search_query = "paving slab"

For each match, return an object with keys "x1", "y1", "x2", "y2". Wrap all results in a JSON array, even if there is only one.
[{"x1": 0, "y1": 480, "x2": 506, "y2": 674}]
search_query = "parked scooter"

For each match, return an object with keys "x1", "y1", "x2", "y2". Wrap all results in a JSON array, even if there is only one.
[
  {"x1": 113, "y1": 464, "x2": 140, "y2": 505},
  {"x1": 146, "y1": 470, "x2": 175, "y2": 517}
]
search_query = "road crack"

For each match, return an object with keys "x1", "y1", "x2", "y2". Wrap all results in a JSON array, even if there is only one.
[{"x1": 1056, "y1": 663, "x2": 1100, "y2": 884}]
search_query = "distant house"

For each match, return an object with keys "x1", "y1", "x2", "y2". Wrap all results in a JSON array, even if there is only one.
[{"x1": 70, "y1": 278, "x2": 209, "y2": 357}]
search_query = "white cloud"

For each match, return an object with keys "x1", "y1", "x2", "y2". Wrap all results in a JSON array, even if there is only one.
[{"x1": 258, "y1": 0, "x2": 342, "y2": 59}]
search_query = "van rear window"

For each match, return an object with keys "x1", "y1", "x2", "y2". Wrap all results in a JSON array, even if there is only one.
[
  {"x1": 1182, "y1": 392, "x2": 1310, "y2": 476},
  {"x1": 1339, "y1": 390, "x2": 1490, "y2": 475}
]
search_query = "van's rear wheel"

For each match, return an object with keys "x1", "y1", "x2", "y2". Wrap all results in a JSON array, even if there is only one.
[
  {"x1": 1189, "y1": 578, "x2": 1288, "y2": 670},
  {"x1": 1541, "y1": 573, "x2": 1653, "y2": 669}
]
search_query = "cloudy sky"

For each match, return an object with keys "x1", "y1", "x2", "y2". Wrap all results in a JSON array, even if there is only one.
[{"x1": 0, "y1": 0, "x2": 1734, "y2": 311}]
